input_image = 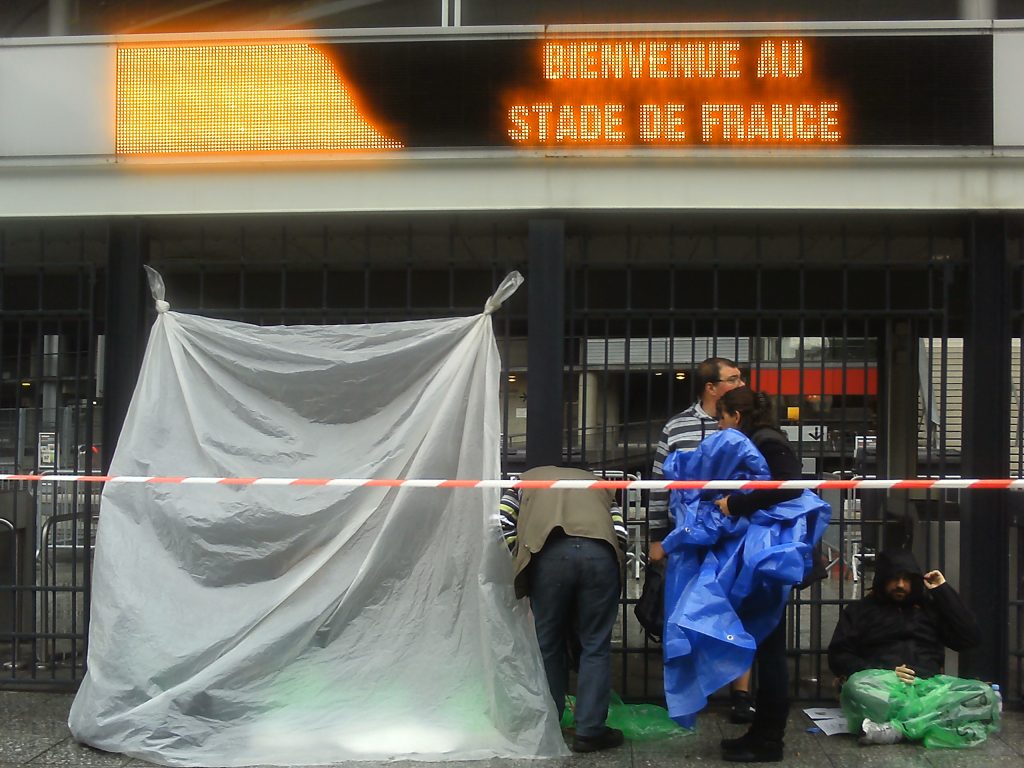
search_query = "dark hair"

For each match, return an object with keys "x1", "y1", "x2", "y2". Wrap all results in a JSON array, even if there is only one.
[
  {"x1": 695, "y1": 356, "x2": 738, "y2": 392},
  {"x1": 717, "y1": 387, "x2": 776, "y2": 436}
]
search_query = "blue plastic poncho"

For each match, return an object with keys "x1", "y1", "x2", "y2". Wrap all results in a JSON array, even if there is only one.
[{"x1": 660, "y1": 429, "x2": 831, "y2": 727}]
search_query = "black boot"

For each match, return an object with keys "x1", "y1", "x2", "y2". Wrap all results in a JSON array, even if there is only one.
[
  {"x1": 721, "y1": 728, "x2": 784, "y2": 763},
  {"x1": 571, "y1": 727, "x2": 624, "y2": 753},
  {"x1": 720, "y1": 727, "x2": 760, "y2": 751},
  {"x1": 722, "y1": 699, "x2": 787, "y2": 763}
]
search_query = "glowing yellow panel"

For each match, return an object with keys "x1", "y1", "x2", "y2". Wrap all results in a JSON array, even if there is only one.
[{"x1": 116, "y1": 43, "x2": 402, "y2": 154}]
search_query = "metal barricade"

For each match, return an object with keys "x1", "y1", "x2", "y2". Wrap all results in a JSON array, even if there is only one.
[
  {"x1": 33, "y1": 475, "x2": 97, "y2": 675},
  {"x1": 0, "y1": 487, "x2": 35, "y2": 675}
]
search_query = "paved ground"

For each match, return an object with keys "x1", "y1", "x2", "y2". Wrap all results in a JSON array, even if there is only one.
[{"x1": 1, "y1": 692, "x2": 1020, "y2": 768}]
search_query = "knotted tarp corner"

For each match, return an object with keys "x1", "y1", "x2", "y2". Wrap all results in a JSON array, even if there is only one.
[
  {"x1": 143, "y1": 264, "x2": 170, "y2": 313},
  {"x1": 484, "y1": 271, "x2": 523, "y2": 315}
]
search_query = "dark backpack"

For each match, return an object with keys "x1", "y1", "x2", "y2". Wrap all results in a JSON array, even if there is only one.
[{"x1": 634, "y1": 561, "x2": 665, "y2": 642}]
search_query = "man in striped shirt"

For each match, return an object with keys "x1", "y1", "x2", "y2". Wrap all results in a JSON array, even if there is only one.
[
  {"x1": 498, "y1": 466, "x2": 628, "y2": 753},
  {"x1": 646, "y1": 357, "x2": 749, "y2": 720},
  {"x1": 647, "y1": 357, "x2": 745, "y2": 549}
]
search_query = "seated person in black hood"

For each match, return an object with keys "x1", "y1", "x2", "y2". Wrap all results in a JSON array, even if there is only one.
[
  {"x1": 828, "y1": 549, "x2": 997, "y2": 746},
  {"x1": 829, "y1": 549, "x2": 979, "y2": 682}
]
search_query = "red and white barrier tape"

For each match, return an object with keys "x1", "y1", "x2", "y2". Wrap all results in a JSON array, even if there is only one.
[{"x1": 1, "y1": 474, "x2": 1023, "y2": 490}]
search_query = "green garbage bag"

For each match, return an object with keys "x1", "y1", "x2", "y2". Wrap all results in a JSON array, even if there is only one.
[
  {"x1": 840, "y1": 669, "x2": 1001, "y2": 749},
  {"x1": 560, "y1": 693, "x2": 691, "y2": 740}
]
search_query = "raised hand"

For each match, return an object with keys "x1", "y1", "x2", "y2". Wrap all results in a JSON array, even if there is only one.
[{"x1": 895, "y1": 664, "x2": 916, "y2": 683}]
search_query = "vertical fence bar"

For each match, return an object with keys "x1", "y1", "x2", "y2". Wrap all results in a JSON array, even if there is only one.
[
  {"x1": 961, "y1": 215, "x2": 1011, "y2": 687},
  {"x1": 526, "y1": 219, "x2": 565, "y2": 469},
  {"x1": 3, "y1": 213, "x2": 1009, "y2": 696}
]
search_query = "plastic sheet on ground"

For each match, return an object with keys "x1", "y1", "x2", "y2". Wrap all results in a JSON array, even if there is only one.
[
  {"x1": 68, "y1": 272, "x2": 568, "y2": 765},
  {"x1": 560, "y1": 693, "x2": 689, "y2": 741},
  {"x1": 659, "y1": 429, "x2": 832, "y2": 727},
  {"x1": 841, "y1": 669, "x2": 1001, "y2": 749}
]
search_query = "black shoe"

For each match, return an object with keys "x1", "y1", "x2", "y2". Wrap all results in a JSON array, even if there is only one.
[
  {"x1": 721, "y1": 736, "x2": 783, "y2": 763},
  {"x1": 571, "y1": 727, "x2": 625, "y2": 753},
  {"x1": 721, "y1": 727, "x2": 758, "y2": 750},
  {"x1": 729, "y1": 690, "x2": 756, "y2": 724}
]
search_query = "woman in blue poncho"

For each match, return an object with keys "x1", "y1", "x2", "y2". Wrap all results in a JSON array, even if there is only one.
[{"x1": 714, "y1": 387, "x2": 801, "y2": 763}]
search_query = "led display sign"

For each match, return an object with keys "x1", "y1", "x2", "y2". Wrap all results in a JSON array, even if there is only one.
[
  {"x1": 117, "y1": 44, "x2": 403, "y2": 153},
  {"x1": 506, "y1": 39, "x2": 841, "y2": 146},
  {"x1": 116, "y1": 34, "x2": 992, "y2": 155}
]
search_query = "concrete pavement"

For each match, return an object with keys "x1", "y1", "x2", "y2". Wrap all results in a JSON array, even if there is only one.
[{"x1": 1, "y1": 691, "x2": 1020, "y2": 768}]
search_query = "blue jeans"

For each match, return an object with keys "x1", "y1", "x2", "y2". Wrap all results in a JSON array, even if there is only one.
[{"x1": 528, "y1": 534, "x2": 621, "y2": 738}]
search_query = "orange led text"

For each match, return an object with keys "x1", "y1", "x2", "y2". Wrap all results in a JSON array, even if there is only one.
[{"x1": 508, "y1": 37, "x2": 842, "y2": 147}]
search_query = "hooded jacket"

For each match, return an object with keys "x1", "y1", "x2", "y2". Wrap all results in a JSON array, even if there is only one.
[{"x1": 827, "y1": 549, "x2": 980, "y2": 679}]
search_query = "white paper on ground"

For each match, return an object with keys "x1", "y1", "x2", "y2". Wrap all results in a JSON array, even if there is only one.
[
  {"x1": 803, "y1": 707, "x2": 851, "y2": 735},
  {"x1": 803, "y1": 706, "x2": 845, "y2": 720}
]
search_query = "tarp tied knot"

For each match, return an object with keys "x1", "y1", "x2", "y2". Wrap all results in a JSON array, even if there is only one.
[
  {"x1": 142, "y1": 265, "x2": 170, "y2": 313},
  {"x1": 484, "y1": 271, "x2": 524, "y2": 315}
]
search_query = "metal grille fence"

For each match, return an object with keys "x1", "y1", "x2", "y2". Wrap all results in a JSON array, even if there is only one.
[
  {"x1": 0, "y1": 213, "x2": 1019, "y2": 708},
  {"x1": 560, "y1": 215, "x2": 975, "y2": 702},
  {"x1": 0, "y1": 221, "x2": 103, "y2": 687}
]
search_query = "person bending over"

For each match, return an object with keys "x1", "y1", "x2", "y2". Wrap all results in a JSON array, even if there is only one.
[{"x1": 499, "y1": 465, "x2": 628, "y2": 753}]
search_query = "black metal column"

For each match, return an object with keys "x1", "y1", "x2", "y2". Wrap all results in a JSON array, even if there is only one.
[
  {"x1": 102, "y1": 221, "x2": 148, "y2": 472},
  {"x1": 882, "y1": 320, "x2": 919, "y2": 550},
  {"x1": 960, "y1": 214, "x2": 1010, "y2": 685},
  {"x1": 526, "y1": 219, "x2": 565, "y2": 469}
]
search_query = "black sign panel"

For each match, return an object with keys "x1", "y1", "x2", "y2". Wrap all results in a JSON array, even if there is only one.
[{"x1": 324, "y1": 34, "x2": 992, "y2": 149}]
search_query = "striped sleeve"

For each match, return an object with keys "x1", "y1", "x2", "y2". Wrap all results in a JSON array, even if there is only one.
[
  {"x1": 648, "y1": 407, "x2": 716, "y2": 540},
  {"x1": 499, "y1": 488, "x2": 521, "y2": 553},
  {"x1": 648, "y1": 423, "x2": 674, "y2": 539},
  {"x1": 610, "y1": 502, "x2": 628, "y2": 552}
]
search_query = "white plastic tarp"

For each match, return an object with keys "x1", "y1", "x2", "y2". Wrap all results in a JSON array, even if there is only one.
[{"x1": 69, "y1": 272, "x2": 567, "y2": 765}]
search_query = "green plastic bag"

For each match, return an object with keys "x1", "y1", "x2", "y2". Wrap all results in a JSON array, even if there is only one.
[
  {"x1": 560, "y1": 693, "x2": 691, "y2": 740},
  {"x1": 840, "y1": 669, "x2": 1001, "y2": 749}
]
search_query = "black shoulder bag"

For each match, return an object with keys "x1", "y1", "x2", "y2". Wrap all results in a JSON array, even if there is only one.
[{"x1": 634, "y1": 561, "x2": 665, "y2": 643}]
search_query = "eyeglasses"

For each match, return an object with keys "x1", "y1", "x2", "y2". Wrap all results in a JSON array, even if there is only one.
[{"x1": 715, "y1": 374, "x2": 744, "y2": 385}]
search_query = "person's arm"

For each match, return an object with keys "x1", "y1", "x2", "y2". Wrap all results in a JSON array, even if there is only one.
[
  {"x1": 498, "y1": 489, "x2": 522, "y2": 554},
  {"x1": 610, "y1": 502, "x2": 628, "y2": 552},
  {"x1": 649, "y1": 414, "x2": 712, "y2": 543},
  {"x1": 721, "y1": 439, "x2": 802, "y2": 517},
  {"x1": 924, "y1": 571, "x2": 982, "y2": 651},
  {"x1": 827, "y1": 605, "x2": 871, "y2": 680},
  {"x1": 647, "y1": 423, "x2": 673, "y2": 543}
]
